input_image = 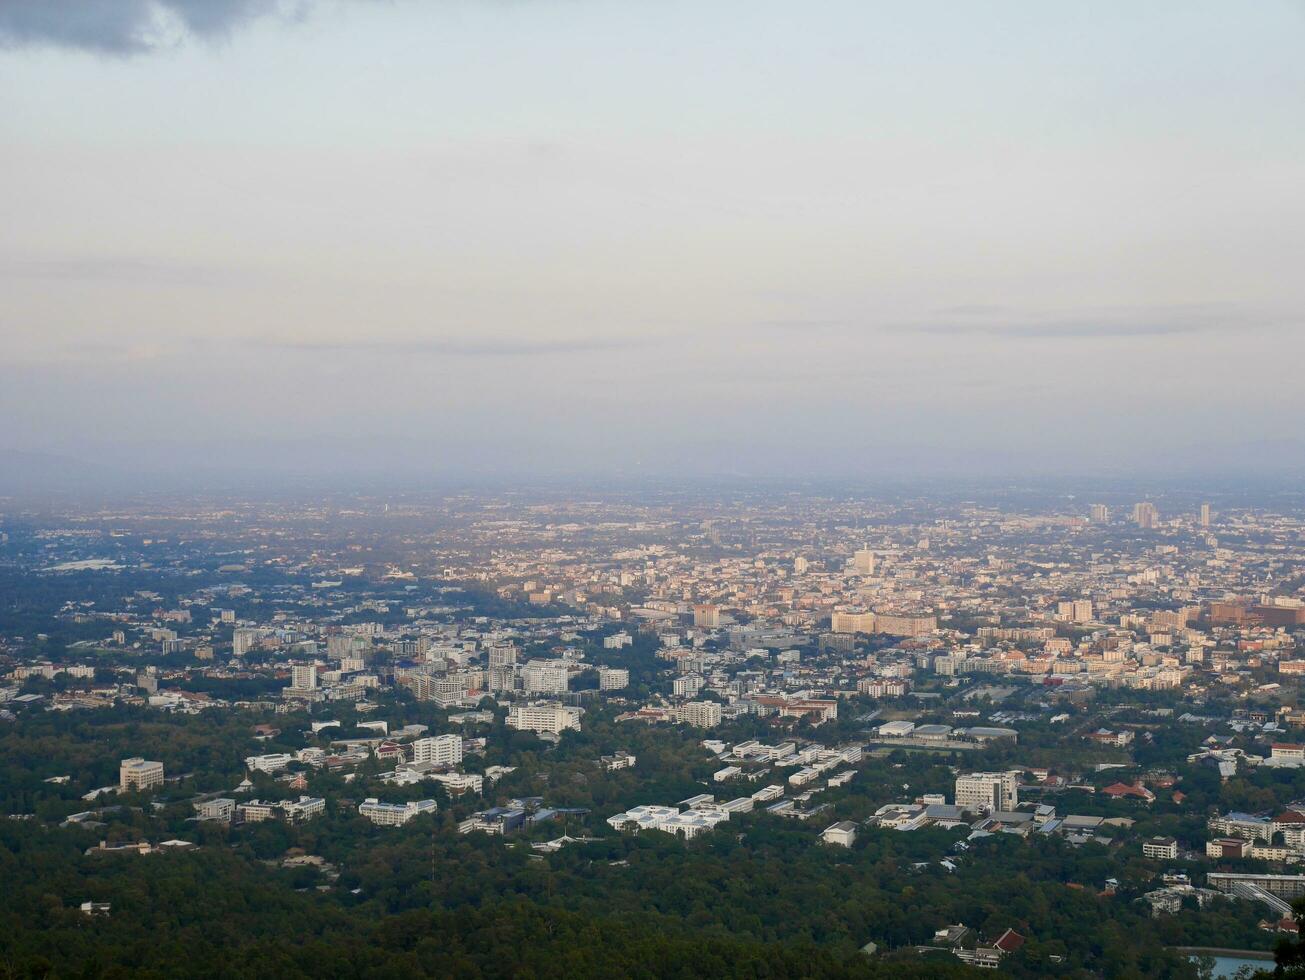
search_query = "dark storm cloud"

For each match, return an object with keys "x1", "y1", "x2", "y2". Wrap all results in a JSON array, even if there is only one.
[{"x1": 0, "y1": 0, "x2": 288, "y2": 55}]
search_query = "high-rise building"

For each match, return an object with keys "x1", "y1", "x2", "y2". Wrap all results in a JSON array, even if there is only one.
[
  {"x1": 851, "y1": 545, "x2": 876, "y2": 575},
  {"x1": 1090, "y1": 504, "x2": 1109, "y2": 522},
  {"x1": 1133, "y1": 502, "x2": 1159, "y2": 529},
  {"x1": 412, "y1": 734, "x2": 463, "y2": 766},
  {"x1": 954, "y1": 771, "x2": 1019, "y2": 813},
  {"x1": 674, "y1": 701, "x2": 723, "y2": 728},
  {"x1": 793, "y1": 556, "x2": 809, "y2": 575},
  {"x1": 488, "y1": 644, "x2": 518, "y2": 667},
  {"x1": 1200, "y1": 503, "x2": 1211, "y2": 527},
  {"x1": 291, "y1": 664, "x2": 318, "y2": 690},
  {"x1": 120, "y1": 757, "x2": 165, "y2": 793},
  {"x1": 522, "y1": 659, "x2": 570, "y2": 694},
  {"x1": 1056, "y1": 600, "x2": 1093, "y2": 623},
  {"x1": 693, "y1": 604, "x2": 721, "y2": 628},
  {"x1": 232, "y1": 628, "x2": 259, "y2": 658},
  {"x1": 598, "y1": 667, "x2": 630, "y2": 690}
]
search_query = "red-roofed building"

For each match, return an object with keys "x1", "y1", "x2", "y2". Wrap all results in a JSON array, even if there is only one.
[
  {"x1": 993, "y1": 929, "x2": 1026, "y2": 954},
  {"x1": 1101, "y1": 781, "x2": 1155, "y2": 803}
]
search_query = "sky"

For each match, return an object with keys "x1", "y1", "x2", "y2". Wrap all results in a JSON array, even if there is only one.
[{"x1": 2, "y1": 0, "x2": 1304, "y2": 486}]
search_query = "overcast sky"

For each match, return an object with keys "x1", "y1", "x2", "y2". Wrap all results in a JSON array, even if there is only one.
[{"x1": 2, "y1": 0, "x2": 1304, "y2": 484}]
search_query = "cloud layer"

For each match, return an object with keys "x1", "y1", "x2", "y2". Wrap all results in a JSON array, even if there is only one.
[{"x1": 0, "y1": 0, "x2": 288, "y2": 55}]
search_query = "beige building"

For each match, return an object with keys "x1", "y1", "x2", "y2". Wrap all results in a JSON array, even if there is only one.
[{"x1": 119, "y1": 757, "x2": 165, "y2": 793}]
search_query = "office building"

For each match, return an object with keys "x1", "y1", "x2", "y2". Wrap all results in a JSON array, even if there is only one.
[
  {"x1": 359, "y1": 797, "x2": 438, "y2": 827},
  {"x1": 954, "y1": 771, "x2": 1019, "y2": 813},
  {"x1": 507, "y1": 702, "x2": 583, "y2": 734},
  {"x1": 412, "y1": 734, "x2": 463, "y2": 767},
  {"x1": 119, "y1": 757, "x2": 165, "y2": 793}
]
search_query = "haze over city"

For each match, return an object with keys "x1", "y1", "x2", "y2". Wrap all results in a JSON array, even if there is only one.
[{"x1": 3, "y1": 0, "x2": 1304, "y2": 486}]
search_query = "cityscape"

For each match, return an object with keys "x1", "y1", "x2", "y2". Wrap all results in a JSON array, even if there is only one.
[
  {"x1": 4, "y1": 1, "x2": 1305, "y2": 978},
  {"x1": 4, "y1": 487, "x2": 1305, "y2": 976}
]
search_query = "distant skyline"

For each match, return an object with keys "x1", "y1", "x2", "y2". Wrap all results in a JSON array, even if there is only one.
[{"x1": 3, "y1": 1, "x2": 1304, "y2": 483}]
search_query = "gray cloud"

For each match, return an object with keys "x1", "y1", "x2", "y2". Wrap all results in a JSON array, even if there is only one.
[
  {"x1": 903, "y1": 302, "x2": 1283, "y2": 341},
  {"x1": 262, "y1": 337, "x2": 646, "y2": 358},
  {"x1": 0, "y1": 0, "x2": 291, "y2": 55},
  {"x1": 906, "y1": 319, "x2": 1213, "y2": 339}
]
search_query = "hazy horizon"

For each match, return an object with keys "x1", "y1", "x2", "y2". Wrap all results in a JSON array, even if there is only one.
[{"x1": 4, "y1": 0, "x2": 1304, "y2": 484}]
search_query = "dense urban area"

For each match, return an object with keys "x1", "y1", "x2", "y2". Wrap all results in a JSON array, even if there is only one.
[{"x1": 5, "y1": 485, "x2": 1305, "y2": 978}]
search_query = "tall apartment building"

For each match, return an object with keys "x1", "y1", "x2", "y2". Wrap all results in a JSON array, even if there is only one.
[
  {"x1": 119, "y1": 757, "x2": 165, "y2": 793},
  {"x1": 693, "y1": 604, "x2": 721, "y2": 629},
  {"x1": 1057, "y1": 600, "x2": 1093, "y2": 623},
  {"x1": 507, "y1": 702, "x2": 583, "y2": 734},
  {"x1": 1133, "y1": 502, "x2": 1159, "y2": 529},
  {"x1": 673, "y1": 674, "x2": 703, "y2": 697},
  {"x1": 232, "y1": 628, "x2": 259, "y2": 658},
  {"x1": 291, "y1": 664, "x2": 318, "y2": 690},
  {"x1": 521, "y1": 660, "x2": 570, "y2": 695},
  {"x1": 954, "y1": 771, "x2": 1019, "y2": 813},
  {"x1": 675, "y1": 701, "x2": 723, "y2": 728},
  {"x1": 1090, "y1": 503, "x2": 1109, "y2": 522},
  {"x1": 487, "y1": 644, "x2": 518, "y2": 667},
  {"x1": 1200, "y1": 503, "x2": 1211, "y2": 527},
  {"x1": 599, "y1": 667, "x2": 630, "y2": 690},
  {"x1": 412, "y1": 734, "x2": 463, "y2": 767},
  {"x1": 488, "y1": 664, "x2": 518, "y2": 692},
  {"x1": 831, "y1": 610, "x2": 876, "y2": 634},
  {"x1": 851, "y1": 546, "x2": 876, "y2": 575}
]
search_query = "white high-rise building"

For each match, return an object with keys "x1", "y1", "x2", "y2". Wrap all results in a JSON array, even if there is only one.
[
  {"x1": 292, "y1": 664, "x2": 318, "y2": 690},
  {"x1": 599, "y1": 667, "x2": 630, "y2": 690},
  {"x1": 488, "y1": 644, "x2": 518, "y2": 667},
  {"x1": 232, "y1": 628, "x2": 259, "y2": 657},
  {"x1": 954, "y1": 771, "x2": 1019, "y2": 813},
  {"x1": 522, "y1": 660, "x2": 570, "y2": 695},
  {"x1": 412, "y1": 734, "x2": 463, "y2": 766},
  {"x1": 119, "y1": 757, "x2": 165, "y2": 793},
  {"x1": 675, "y1": 701, "x2": 722, "y2": 728},
  {"x1": 851, "y1": 546, "x2": 876, "y2": 575}
]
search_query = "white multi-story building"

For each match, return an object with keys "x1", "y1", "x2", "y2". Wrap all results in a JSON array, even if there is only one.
[
  {"x1": 232, "y1": 628, "x2": 260, "y2": 657},
  {"x1": 607, "y1": 804, "x2": 729, "y2": 839},
  {"x1": 822, "y1": 821, "x2": 858, "y2": 847},
  {"x1": 487, "y1": 645, "x2": 518, "y2": 667},
  {"x1": 521, "y1": 660, "x2": 570, "y2": 695},
  {"x1": 238, "y1": 796, "x2": 325, "y2": 824},
  {"x1": 245, "y1": 752, "x2": 296, "y2": 774},
  {"x1": 954, "y1": 771, "x2": 1019, "y2": 813},
  {"x1": 674, "y1": 701, "x2": 722, "y2": 728},
  {"x1": 599, "y1": 667, "x2": 630, "y2": 691},
  {"x1": 359, "y1": 797, "x2": 438, "y2": 827},
  {"x1": 291, "y1": 664, "x2": 318, "y2": 690},
  {"x1": 119, "y1": 758, "x2": 165, "y2": 793},
  {"x1": 507, "y1": 702, "x2": 583, "y2": 734},
  {"x1": 412, "y1": 734, "x2": 463, "y2": 767},
  {"x1": 1142, "y1": 837, "x2": 1179, "y2": 860},
  {"x1": 672, "y1": 674, "x2": 703, "y2": 698}
]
